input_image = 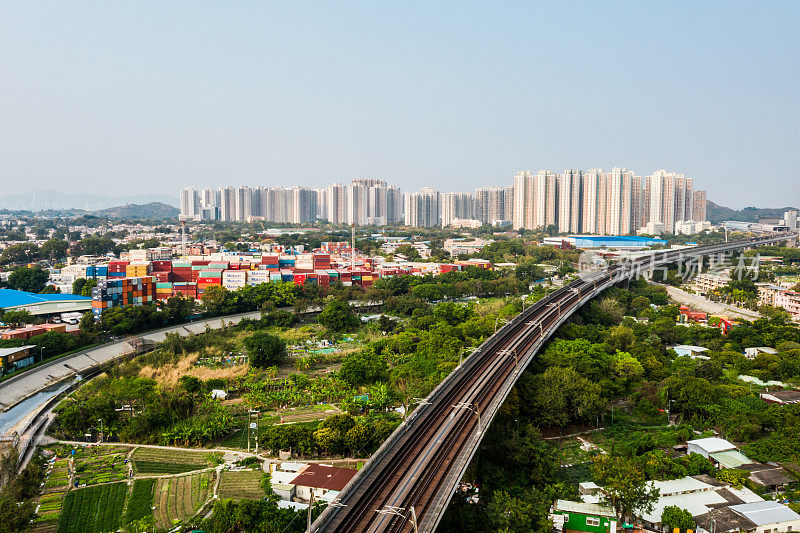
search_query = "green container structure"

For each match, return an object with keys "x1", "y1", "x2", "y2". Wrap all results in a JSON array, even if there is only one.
[{"x1": 550, "y1": 500, "x2": 618, "y2": 533}]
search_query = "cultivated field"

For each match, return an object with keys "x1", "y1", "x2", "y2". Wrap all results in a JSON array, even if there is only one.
[
  {"x1": 217, "y1": 469, "x2": 265, "y2": 500},
  {"x1": 132, "y1": 447, "x2": 212, "y2": 475},
  {"x1": 153, "y1": 471, "x2": 214, "y2": 531},
  {"x1": 57, "y1": 482, "x2": 128, "y2": 533},
  {"x1": 124, "y1": 478, "x2": 156, "y2": 525},
  {"x1": 72, "y1": 446, "x2": 129, "y2": 486}
]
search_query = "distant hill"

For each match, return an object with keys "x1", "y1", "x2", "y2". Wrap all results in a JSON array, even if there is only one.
[
  {"x1": 0, "y1": 190, "x2": 178, "y2": 211},
  {"x1": 94, "y1": 202, "x2": 180, "y2": 219},
  {"x1": 706, "y1": 201, "x2": 798, "y2": 224}
]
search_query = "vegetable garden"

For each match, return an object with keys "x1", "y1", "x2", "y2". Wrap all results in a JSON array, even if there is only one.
[
  {"x1": 124, "y1": 478, "x2": 156, "y2": 525},
  {"x1": 72, "y1": 447, "x2": 129, "y2": 486},
  {"x1": 57, "y1": 482, "x2": 127, "y2": 533},
  {"x1": 217, "y1": 469, "x2": 266, "y2": 500},
  {"x1": 132, "y1": 447, "x2": 212, "y2": 475},
  {"x1": 153, "y1": 471, "x2": 214, "y2": 531}
]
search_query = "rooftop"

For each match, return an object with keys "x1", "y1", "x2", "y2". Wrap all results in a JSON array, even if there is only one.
[
  {"x1": 289, "y1": 463, "x2": 357, "y2": 492},
  {"x1": 553, "y1": 499, "x2": 616, "y2": 518},
  {"x1": 729, "y1": 501, "x2": 800, "y2": 526},
  {"x1": 709, "y1": 449, "x2": 752, "y2": 469},
  {"x1": 0, "y1": 288, "x2": 91, "y2": 309},
  {"x1": 687, "y1": 437, "x2": 736, "y2": 453},
  {"x1": 0, "y1": 345, "x2": 36, "y2": 357}
]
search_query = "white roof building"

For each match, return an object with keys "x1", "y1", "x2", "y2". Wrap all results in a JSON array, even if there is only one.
[
  {"x1": 637, "y1": 476, "x2": 763, "y2": 526},
  {"x1": 687, "y1": 437, "x2": 736, "y2": 458}
]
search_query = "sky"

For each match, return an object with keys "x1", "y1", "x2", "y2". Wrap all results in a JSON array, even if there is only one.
[{"x1": 1, "y1": 2, "x2": 798, "y2": 209}]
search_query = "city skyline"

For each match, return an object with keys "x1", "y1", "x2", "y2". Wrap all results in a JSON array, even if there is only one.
[
  {"x1": 1, "y1": 4, "x2": 798, "y2": 208},
  {"x1": 180, "y1": 166, "x2": 708, "y2": 235}
]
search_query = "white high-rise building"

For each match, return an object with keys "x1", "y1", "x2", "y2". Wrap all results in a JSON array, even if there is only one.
[
  {"x1": 513, "y1": 170, "x2": 535, "y2": 230},
  {"x1": 404, "y1": 188, "x2": 441, "y2": 227},
  {"x1": 558, "y1": 170, "x2": 582, "y2": 233},
  {"x1": 315, "y1": 188, "x2": 328, "y2": 221},
  {"x1": 474, "y1": 186, "x2": 506, "y2": 224},
  {"x1": 327, "y1": 183, "x2": 349, "y2": 225},
  {"x1": 180, "y1": 187, "x2": 200, "y2": 219},
  {"x1": 441, "y1": 192, "x2": 474, "y2": 226},
  {"x1": 219, "y1": 186, "x2": 236, "y2": 221}
]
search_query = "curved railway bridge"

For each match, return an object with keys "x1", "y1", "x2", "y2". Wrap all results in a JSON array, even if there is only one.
[{"x1": 313, "y1": 233, "x2": 796, "y2": 533}]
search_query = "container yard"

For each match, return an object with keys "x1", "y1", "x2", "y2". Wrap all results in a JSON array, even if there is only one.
[{"x1": 52, "y1": 247, "x2": 495, "y2": 320}]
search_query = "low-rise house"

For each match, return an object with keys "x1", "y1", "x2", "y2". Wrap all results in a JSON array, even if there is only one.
[
  {"x1": 760, "y1": 390, "x2": 800, "y2": 405},
  {"x1": 737, "y1": 463, "x2": 795, "y2": 493},
  {"x1": 687, "y1": 437, "x2": 737, "y2": 459},
  {"x1": 289, "y1": 463, "x2": 357, "y2": 503},
  {"x1": 694, "y1": 501, "x2": 800, "y2": 533},
  {"x1": 550, "y1": 499, "x2": 617, "y2": 533},
  {"x1": 670, "y1": 345, "x2": 711, "y2": 360},
  {"x1": 636, "y1": 475, "x2": 762, "y2": 530},
  {"x1": 744, "y1": 347, "x2": 778, "y2": 360}
]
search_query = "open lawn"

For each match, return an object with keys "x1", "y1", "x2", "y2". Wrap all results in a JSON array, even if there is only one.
[
  {"x1": 153, "y1": 471, "x2": 214, "y2": 531},
  {"x1": 217, "y1": 469, "x2": 265, "y2": 500},
  {"x1": 132, "y1": 447, "x2": 212, "y2": 475}
]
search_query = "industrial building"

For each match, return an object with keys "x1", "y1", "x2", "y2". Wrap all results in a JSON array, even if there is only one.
[{"x1": 0, "y1": 289, "x2": 91, "y2": 317}]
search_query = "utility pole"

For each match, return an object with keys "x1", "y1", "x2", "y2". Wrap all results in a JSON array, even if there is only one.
[
  {"x1": 307, "y1": 490, "x2": 315, "y2": 533},
  {"x1": 247, "y1": 409, "x2": 259, "y2": 453},
  {"x1": 180, "y1": 219, "x2": 188, "y2": 260},
  {"x1": 351, "y1": 224, "x2": 356, "y2": 271}
]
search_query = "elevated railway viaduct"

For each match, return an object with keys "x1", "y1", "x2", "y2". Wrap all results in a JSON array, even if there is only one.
[{"x1": 312, "y1": 232, "x2": 796, "y2": 533}]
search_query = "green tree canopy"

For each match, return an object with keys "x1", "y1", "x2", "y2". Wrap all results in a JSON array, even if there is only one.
[
  {"x1": 8, "y1": 266, "x2": 49, "y2": 293},
  {"x1": 244, "y1": 331, "x2": 287, "y2": 369},
  {"x1": 318, "y1": 299, "x2": 359, "y2": 332}
]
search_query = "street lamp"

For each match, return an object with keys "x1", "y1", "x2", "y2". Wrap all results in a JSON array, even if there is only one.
[
  {"x1": 97, "y1": 419, "x2": 103, "y2": 443},
  {"x1": 453, "y1": 402, "x2": 482, "y2": 434}
]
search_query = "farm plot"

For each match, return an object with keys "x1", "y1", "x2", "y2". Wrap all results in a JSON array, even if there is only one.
[
  {"x1": 72, "y1": 447, "x2": 129, "y2": 486},
  {"x1": 57, "y1": 481, "x2": 127, "y2": 533},
  {"x1": 124, "y1": 478, "x2": 156, "y2": 524},
  {"x1": 34, "y1": 493, "x2": 63, "y2": 529},
  {"x1": 133, "y1": 447, "x2": 212, "y2": 475},
  {"x1": 277, "y1": 404, "x2": 340, "y2": 424},
  {"x1": 153, "y1": 471, "x2": 214, "y2": 531},
  {"x1": 217, "y1": 469, "x2": 266, "y2": 500},
  {"x1": 44, "y1": 458, "x2": 71, "y2": 492}
]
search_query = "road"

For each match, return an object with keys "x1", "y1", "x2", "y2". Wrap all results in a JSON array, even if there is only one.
[
  {"x1": 661, "y1": 284, "x2": 761, "y2": 321},
  {"x1": 0, "y1": 310, "x2": 262, "y2": 416}
]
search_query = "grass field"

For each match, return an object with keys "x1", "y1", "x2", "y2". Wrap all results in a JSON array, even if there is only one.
[
  {"x1": 217, "y1": 470, "x2": 265, "y2": 500},
  {"x1": 555, "y1": 437, "x2": 594, "y2": 465},
  {"x1": 153, "y1": 471, "x2": 214, "y2": 531},
  {"x1": 57, "y1": 482, "x2": 128, "y2": 533},
  {"x1": 132, "y1": 447, "x2": 211, "y2": 475}
]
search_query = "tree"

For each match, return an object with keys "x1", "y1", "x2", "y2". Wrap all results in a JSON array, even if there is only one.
[
  {"x1": 244, "y1": 331, "x2": 287, "y2": 368},
  {"x1": 592, "y1": 454, "x2": 659, "y2": 518},
  {"x1": 0, "y1": 309, "x2": 36, "y2": 325},
  {"x1": 395, "y1": 244, "x2": 421, "y2": 260},
  {"x1": 318, "y1": 299, "x2": 359, "y2": 332},
  {"x1": 339, "y1": 350, "x2": 388, "y2": 386},
  {"x1": 40, "y1": 238, "x2": 69, "y2": 261},
  {"x1": 527, "y1": 366, "x2": 604, "y2": 428},
  {"x1": 73, "y1": 277, "x2": 98, "y2": 296},
  {"x1": 0, "y1": 243, "x2": 39, "y2": 265},
  {"x1": 8, "y1": 266, "x2": 49, "y2": 293},
  {"x1": 661, "y1": 505, "x2": 694, "y2": 531}
]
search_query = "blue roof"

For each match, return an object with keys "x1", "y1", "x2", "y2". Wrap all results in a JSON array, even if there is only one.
[
  {"x1": 570, "y1": 235, "x2": 668, "y2": 247},
  {"x1": 0, "y1": 289, "x2": 91, "y2": 309}
]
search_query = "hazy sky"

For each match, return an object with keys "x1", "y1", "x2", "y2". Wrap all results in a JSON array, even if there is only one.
[{"x1": 1, "y1": 2, "x2": 798, "y2": 208}]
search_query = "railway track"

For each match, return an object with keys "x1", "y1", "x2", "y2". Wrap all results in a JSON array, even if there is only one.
[{"x1": 313, "y1": 232, "x2": 796, "y2": 533}]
